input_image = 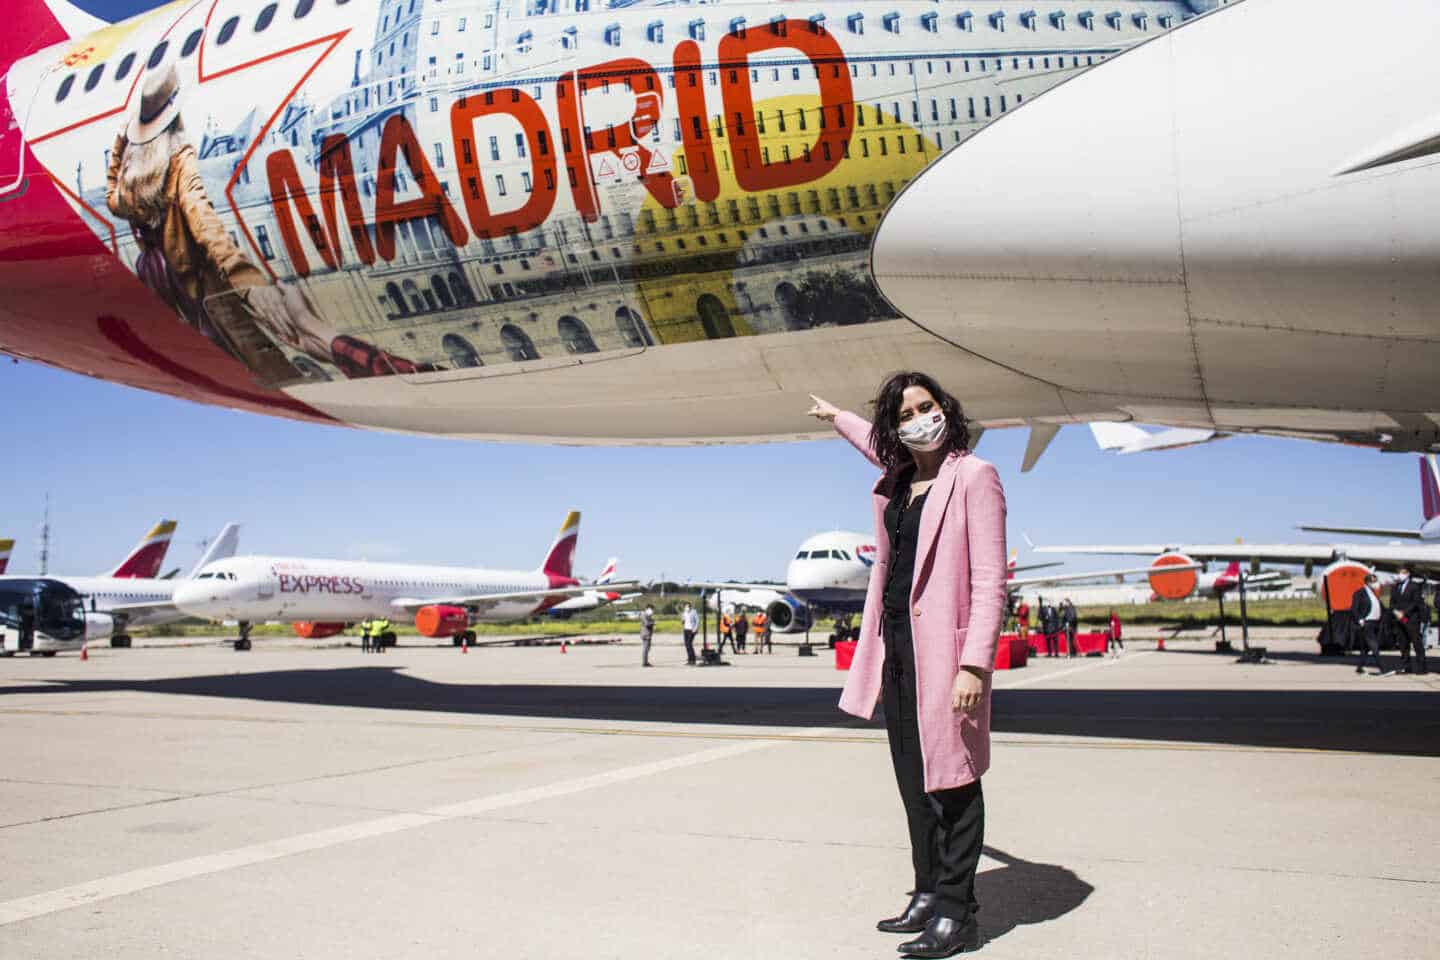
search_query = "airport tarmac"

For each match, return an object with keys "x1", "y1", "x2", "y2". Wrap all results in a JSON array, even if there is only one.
[{"x1": 0, "y1": 635, "x2": 1435, "y2": 959}]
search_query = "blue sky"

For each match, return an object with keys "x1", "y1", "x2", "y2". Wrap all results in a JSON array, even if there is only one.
[{"x1": 0, "y1": 358, "x2": 1424, "y2": 582}]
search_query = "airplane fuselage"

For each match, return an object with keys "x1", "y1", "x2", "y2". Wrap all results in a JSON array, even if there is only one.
[{"x1": 173, "y1": 555, "x2": 567, "y2": 624}]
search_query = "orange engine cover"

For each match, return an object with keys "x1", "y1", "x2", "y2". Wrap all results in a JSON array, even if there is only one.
[
  {"x1": 1148, "y1": 553, "x2": 1199, "y2": 601},
  {"x1": 415, "y1": 605, "x2": 469, "y2": 638},
  {"x1": 293, "y1": 622, "x2": 347, "y2": 639},
  {"x1": 1321, "y1": 561, "x2": 1372, "y2": 614}
]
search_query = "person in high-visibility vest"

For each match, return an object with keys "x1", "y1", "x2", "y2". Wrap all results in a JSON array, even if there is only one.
[
  {"x1": 359, "y1": 618, "x2": 373, "y2": 654},
  {"x1": 753, "y1": 611, "x2": 772, "y2": 654},
  {"x1": 373, "y1": 618, "x2": 392, "y2": 653},
  {"x1": 720, "y1": 613, "x2": 733, "y2": 654}
]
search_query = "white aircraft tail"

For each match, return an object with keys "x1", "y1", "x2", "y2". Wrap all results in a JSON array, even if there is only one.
[
  {"x1": 1089, "y1": 422, "x2": 1222, "y2": 454},
  {"x1": 188, "y1": 523, "x2": 241, "y2": 577},
  {"x1": 595, "y1": 557, "x2": 619, "y2": 585}
]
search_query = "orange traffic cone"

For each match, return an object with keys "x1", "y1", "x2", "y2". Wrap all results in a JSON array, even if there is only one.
[
  {"x1": 1157, "y1": 635, "x2": 1166, "y2": 651},
  {"x1": 80, "y1": 643, "x2": 88, "y2": 661},
  {"x1": 560, "y1": 641, "x2": 567, "y2": 654},
  {"x1": 461, "y1": 639, "x2": 468, "y2": 653}
]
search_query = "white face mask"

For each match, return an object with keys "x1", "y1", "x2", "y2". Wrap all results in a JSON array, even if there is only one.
[{"x1": 898, "y1": 409, "x2": 947, "y2": 452}]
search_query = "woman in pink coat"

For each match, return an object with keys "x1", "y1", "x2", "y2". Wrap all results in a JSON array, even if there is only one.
[{"x1": 810, "y1": 372, "x2": 1007, "y2": 958}]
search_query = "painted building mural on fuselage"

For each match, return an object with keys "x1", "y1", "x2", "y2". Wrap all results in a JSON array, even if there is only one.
[{"x1": 16, "y1": 0, "x2": 1211, "y2": 387}]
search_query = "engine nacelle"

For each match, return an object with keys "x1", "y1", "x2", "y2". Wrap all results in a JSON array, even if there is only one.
[
  {"x1": 1321, "y1": 560, "x2": 1372, "y2": 614},
  {"x1": 765, "y1": 595, "x2": 812, "y2": 634},
  {"x1": 415, "y1": 604, "x2": 469, "y2": 638},
  {"x1": 1148, "y1": 552, "x2": 1199, "y2": 601},
  {"x1": 293, "y1": 622, "x2": 348, "y2": 639},
  {"x1": 84, "y1": 612, "x2": 115, "y2": 640}
]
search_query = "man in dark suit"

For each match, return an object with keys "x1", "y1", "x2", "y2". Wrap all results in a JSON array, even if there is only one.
[
  {"x1": 1061, "y1": 599, "x2": 1079, "y2": 657},
  {"x1": 1351, "y1": 574, "x2": 1386, "y2": 675},
  {"x1": 1389, "y1": 567, "x2": 1426, "y2": 674}
]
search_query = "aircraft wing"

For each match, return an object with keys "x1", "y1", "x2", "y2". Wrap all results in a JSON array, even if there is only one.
[
  {"x1": 683, "y1": 581, "x2": 788, "y2": 592},
  {"x1": 1297, "y1": 524, "x2": 1421, "y2": 540},
  {"x1": 1036, "y1": 544, "x2": 1340, "y2": 564},
  {"x1": 1008, "y1": 563, "x2": 1201, "y2": 589},
  {"x1": 1039, "y1": 543, "x2": 1440, "y2": 574},
  {"x1": 390, "y1": 581, "x2": 641, "y2": 614},
  {"x1": 1008, "y1": 561, "x2": 1063, "y2": 575}
]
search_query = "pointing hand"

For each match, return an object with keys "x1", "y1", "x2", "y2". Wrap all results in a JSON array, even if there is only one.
[{"x1": 807, "y1": 394, "x2": 841, "y2": 423}]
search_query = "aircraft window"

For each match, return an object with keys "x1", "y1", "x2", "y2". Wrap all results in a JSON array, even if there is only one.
[
  {"x1": 181, "y1": 29, "x2": 203, "y2": 58},
  {"x1": 256, "y1": 3, "x2": 278, "y2": 32},
  {"x1": 84, "y1": 64, "x2": 104, "y2": 92},
  {"x1": 115, "y1": 52, "x2": 136, "y2": 81},
  {"x1": 56, "y1": 74, "x2": 75, "y2": 102},
  {"x1": 810, "y1": 550, "x2": 829, "y2": 559},
  {"x1": 217, "y1": 16, "x2": 240, "y2": 44},
  {"x1": 295, "y1": 0, "x2": 316, "y2": 18},
  {"x1": 794, "y1": 551, "x2": 809, "y2": 559},
  {"x1": 839, "y1": 551, "x2": 852, "y2": 561},
  {"x1": 147, "y1": 42, "x2": 168, "y2": 70}
]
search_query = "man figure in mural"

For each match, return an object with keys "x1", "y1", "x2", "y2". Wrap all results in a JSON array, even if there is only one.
[{"x1": 106, "y1": 66, "x2": 430, "y2": 381}]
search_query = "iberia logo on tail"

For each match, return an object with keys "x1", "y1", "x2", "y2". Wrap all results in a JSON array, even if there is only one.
[
  {"x1": 108, "y1": 519, "x2": 175, "y2": 578},
  {"x1": 0, "y1": 538, "x2": 13, "y2": 574}
]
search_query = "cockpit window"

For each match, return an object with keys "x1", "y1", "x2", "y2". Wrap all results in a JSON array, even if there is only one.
[
  {"x1": 794, "y1": 551, "x2": 809, "y2": 559},
  {"x1": 115, "y1": 53, "x2": 136, "y2": 82},
  {"x1": 147, "y1": 42, "x2": 168, "y2": 70},
  {"x1": 256, "y1": 3, "x2": 278, "y2": 32},
  {"x1": 812, "y1": 550, "x2": 830, "y2": 559},
  {"x1": 217, "y1": 16, "x2": 240, "y2": 45},
  {"x1": 181, "y1": 29, "x2": 203, "y2": 58}
]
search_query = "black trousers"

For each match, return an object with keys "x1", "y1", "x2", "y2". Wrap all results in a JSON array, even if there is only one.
[
  {"x1": 1044, "y1": 632, "x2": 1058, "y2": 657},
  {"x1": 1356, "y1": 621, "x2": 1383, "y2": 672},
  {"x1": 682, "y1": 629, "x2": 696, "y2": 664},
  {"x1": 1395, "y1": 616, "x2": 1428, "y2": 674},
  {"x1": 882, "y1": 614, "x2": 985, "y2": 923},
  {"x1": 1065, "y1": 626, "x2": 1077, "y2": 656}
]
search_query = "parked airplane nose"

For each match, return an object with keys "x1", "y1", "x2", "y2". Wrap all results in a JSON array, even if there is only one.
[{"x1": 172, "y1": 578, "x2": 231, "y2": 618}]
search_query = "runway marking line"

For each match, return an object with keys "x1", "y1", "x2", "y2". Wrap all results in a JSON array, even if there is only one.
[{"x1": 0, "y1": 730, "x2": 832, "y2": 927}]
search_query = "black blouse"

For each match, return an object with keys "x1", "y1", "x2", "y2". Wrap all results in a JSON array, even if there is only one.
[{"x1": 883, "y1": 476, "x2": 928, "y2": 619}]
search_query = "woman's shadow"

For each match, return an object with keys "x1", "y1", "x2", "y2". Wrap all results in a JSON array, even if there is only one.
[{"x1": 975, "y1": 846, "x2": 1093, "y2": 943}]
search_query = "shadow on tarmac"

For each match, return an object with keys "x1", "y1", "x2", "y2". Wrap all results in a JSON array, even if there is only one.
[
  {"x1": 2, "y1": 667, "x2": 1437, "y2": 755},
  {"x1": 977, "y1": 846, "x2": 1093, "y2": 944}
]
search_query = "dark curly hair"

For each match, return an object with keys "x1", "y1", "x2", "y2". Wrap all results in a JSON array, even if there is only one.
[{"x1": 867, "y1": 371, "x2": 971, "y2": 473}]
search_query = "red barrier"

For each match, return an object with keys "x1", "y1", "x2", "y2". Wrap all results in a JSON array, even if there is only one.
[
  {"x1": 1026, "y1": 631, "x2": 1110, "y2": 657},
  {"x1": 993, "y1": 634, "x2": 1029, "y2": 670},
  {"x1": 835, "y1": 640, "x2": 857, "y2": 671}
]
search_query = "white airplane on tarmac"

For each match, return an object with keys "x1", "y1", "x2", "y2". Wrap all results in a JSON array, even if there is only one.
[
  {"x1": 695, "y1": 532, "x2": 1194, "y2": 634},
  {"x1": 544, "y1": 558, "x2": 641, "y2": 618},
  {"x1": 2, "y1": 521, "x2": 241, "y2": 647},
  {"x1": 171, "y1": 512, "x2": 636, "y2": 649},
  {"x1": 7, "y1": 1, "x2": 1440, "y2": 461}
]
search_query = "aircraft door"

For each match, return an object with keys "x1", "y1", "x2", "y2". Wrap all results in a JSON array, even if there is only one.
[
  {"x1": 257, "y1": 571, "x2": 274, "y2": 601},
  {"x1": 0, "y1": 70, "x2": 40, "y2": 202}
]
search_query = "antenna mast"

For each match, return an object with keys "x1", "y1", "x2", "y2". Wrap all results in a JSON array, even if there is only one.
[{"x1": 38, "y1": 493, "x2": 50, "y2": 575}]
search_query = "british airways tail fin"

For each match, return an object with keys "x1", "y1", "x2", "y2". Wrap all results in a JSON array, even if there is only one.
[
  {"x1": 595, "y1": 556, "x2": 619, "y2": 585},
  {"x1": 106, "y1": 520, "x2": 176, "y2": 578}
]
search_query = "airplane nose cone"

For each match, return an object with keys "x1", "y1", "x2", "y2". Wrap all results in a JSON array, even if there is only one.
[{"x1": 172, "y1": 581, "x2": 215, "y2": 616}]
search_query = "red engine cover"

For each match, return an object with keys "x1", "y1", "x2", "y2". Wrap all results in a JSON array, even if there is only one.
[
  {"x1": 1148, "y1": 553, "x2": 1199, "y2": 601},
  {"x1": 415, "y1": 605, "x2": 469, "y2": 638},
  {"x1": 293, "y1": 622, "x2": 347, "y2": 639}
]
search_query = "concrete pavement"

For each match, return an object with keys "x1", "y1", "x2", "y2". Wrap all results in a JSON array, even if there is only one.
[{"x1": 0, "y1": 635, "x2": 1435, "y2": 958}]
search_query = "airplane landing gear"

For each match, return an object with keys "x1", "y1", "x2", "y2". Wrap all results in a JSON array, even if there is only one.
[
  {"x1": 110, "y1": 635, "x2": 132, "y2": 649},
  {"x1": 234, "y1": 621, "x2": 252, "y2": 651}
]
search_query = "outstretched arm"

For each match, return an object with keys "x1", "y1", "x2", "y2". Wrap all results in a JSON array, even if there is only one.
[{"x1": 808, "y1": 394, "x2": 882, "y2": 469}]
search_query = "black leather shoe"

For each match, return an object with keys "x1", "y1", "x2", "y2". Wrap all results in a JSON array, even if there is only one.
[
  {"x1": 898, "y1": 916, "x2": 982, "y2": 957},
  {"x1": 877, "y1": 893, "x2": 937, "y2": 933}
]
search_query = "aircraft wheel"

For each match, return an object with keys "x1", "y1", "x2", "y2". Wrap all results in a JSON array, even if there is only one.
[
  {"x1": 463, "y1": 630, "x2": 476, "y2": 644},
  {"x1": 111, "y1": 635, "x2": 132, "y2": 649},
  {"x1": 452, "y1": 635, "x2": 463, "y2": 647},
  {"x1": 41, "y1": 651, "x2": 56, "y2": 657},
  {"x1": 382, "y1": 632, "x2": 397, "y2": 648},
  {"x1": 234, "y1": 638, "x2": 252, "y2": 651}
]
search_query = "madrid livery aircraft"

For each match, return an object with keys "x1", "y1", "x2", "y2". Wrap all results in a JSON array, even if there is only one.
[
  {"x1": 7, "y1": 1, "x2": 1438, "y2": 453},
  {"x1": 170, "y1": 511, "x2": 631, "y2": 648}
]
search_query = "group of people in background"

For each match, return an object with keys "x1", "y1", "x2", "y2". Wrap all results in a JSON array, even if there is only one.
[
  {"x1": 719, "y1": 608, "x2": 773, "y2": 655},
  {"x1": 1349, "y1": 567, "x2": 1431, "y2": 676},
  {"x1": 1012, "y1": 599, "x2": 1124, "y2": 658},
  {"x1": 356, "y1": 618, "x2": 391, "y2": 654}
]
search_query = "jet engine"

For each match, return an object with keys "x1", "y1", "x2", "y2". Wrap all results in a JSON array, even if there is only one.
[
  {"x1": 765, "y1": 595, "x2": 812, "y2": 634},
  {"x1": 83, "y1": 612, "x2": 115, "y2": 640},
  {"x1": 1320, "y1": 560, "x2": 1372, "y2": 613},
  {"x1": 1148, "y1": 553, "x2": 1199, "y2": 601},
  {"x1": 415, "y1": 605, "x2": 469, "y2": 638},
  {"x1": 293, "y1": 622, "x2": 348, "y2": 639}
]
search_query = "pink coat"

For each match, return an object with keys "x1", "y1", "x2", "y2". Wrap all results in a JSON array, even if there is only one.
[{"x1": 834, "y1": 411, "x2": 1008, "y2": 792}]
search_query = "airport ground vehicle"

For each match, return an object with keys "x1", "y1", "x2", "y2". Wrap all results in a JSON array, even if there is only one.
[{"x1": 0, "y1": 578, "x2": 92, "y2": 656}]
